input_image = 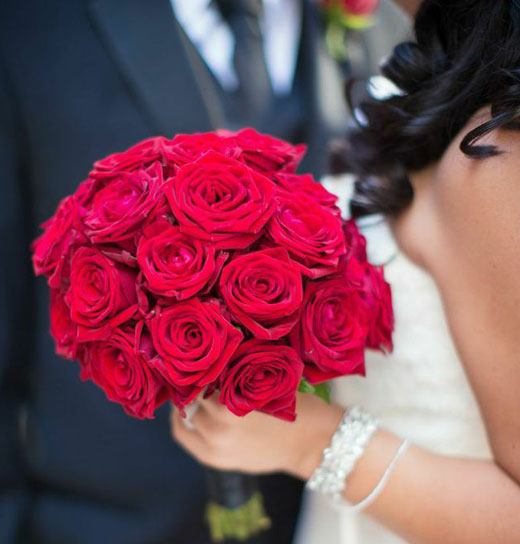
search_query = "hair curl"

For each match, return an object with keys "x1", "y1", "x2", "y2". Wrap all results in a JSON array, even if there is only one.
[{"x1": 331, "y1": 0, "x2": 520, "y2": 217}]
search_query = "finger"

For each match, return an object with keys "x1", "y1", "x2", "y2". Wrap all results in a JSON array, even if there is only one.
[
  {"x1": 198, "y1": 393, "x2": 239, "y2": 424},
  {"x1": 170, "y1": 407, "x2": 209, "y2": 462},
  {"x1": 183, "y1": 402, "x2": 200, "y2": 430},
  {"x1": 184, "y1": 402, "x2": 216, "y2": 435},
  {"x1": 170, "y1": 404, "x2": 204, "y2": 438},
  {"x1": 171, "y1": 402, "x2": 226, "y2": 438},
  {"x1": 174, "y1": 397, "x2": 221, "y2": 431}
]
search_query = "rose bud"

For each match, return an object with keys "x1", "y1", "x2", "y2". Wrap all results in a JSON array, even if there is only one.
[
  {"x1": 219, "y1": 248, "x2": 303, "y2": 340},
  {"x1": 165, "y1": 151, "x2": 276, "y2": 249},
  {"x1": 218, "y1": 340, "x2": 304, "y2": 421}
]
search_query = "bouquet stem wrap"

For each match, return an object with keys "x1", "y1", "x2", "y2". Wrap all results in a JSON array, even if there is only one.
[{"x1": 205, "y1": 468, "x2": 271, "y2": 542}]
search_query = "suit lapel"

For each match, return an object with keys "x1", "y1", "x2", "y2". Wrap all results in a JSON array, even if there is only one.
[{"x1": 88, "y1": 0, "x2": 226, "y2": 136}]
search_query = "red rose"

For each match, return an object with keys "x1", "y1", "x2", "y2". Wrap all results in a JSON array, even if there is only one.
[
  {"x1": 66, "y1": 247, "x2": 138, "y2": 341},
  {"x1": 91, "y1": 136, "x2": 178, "y2": 179},
  {"x1": 50, "y1": 289, "x2": 79, "y2": 360},
  {"x1": 218, "y1": 340, "x2": 303, "y2": 421},
  {"x1": 342, "y1": 218, "x2": 367, "y2": 261},
  {"x1": 273, "y1": 173, "x2": 339, "y2": 213},
  {"x1": 361, "y1": 264, "x2": 394, "y2": 352},
  {"x1": 78, "y1": 162, "x2": 165, "y2": 246},
  {"x1": 80, "y1": 322, "x2": 169, "y2": 419},
  {"x1": 149, "y1": 298, "x2": 243, "y2": 392},
  {"x1": 342, "y1": 0, "x2": 379, "y2": 16},
  {"x1": 323, "y1": 0, "x2": 379, "y2": 16},
  {"x1": 290, "y1": 275, "x2": 368, "y2": 384},
  {"x1": 137, "y1": 220, "x2": 227, "y2": 300},
  {"x1": 167, "y1": 383, "x2": 204, "y2": 413},
  {"x1": 267, "y1": 194, "x2": 347, "y2": 278},
  {"x1": 218, "y1": 128, "x2": 306, "y2": 174},
  {"x1": 336, "y1": 225, "x2": 394, "y2": 352},
  {"x1": 219, "y1": 248, "x2": 303, "y2": 340},
  {"x1": 165, "y1": 151, "x2": 276, "y2": 249},
  {"x1": 32, "y1": 196, "x2": 77, "y2": 287},
  {"x1": 169, "y1": 132, "x2": 240, "y2": 167}
]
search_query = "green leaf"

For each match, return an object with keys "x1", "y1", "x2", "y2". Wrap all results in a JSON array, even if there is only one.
[
  {"x1": 313, "y1": 382, "x2": 331, "y2": 404},
  {"x1": 298, "y1": 378, "x2": 331, "y2": 404},
  {"x1": 297, "y1": 378, "x2": 315, "y2": 394}
]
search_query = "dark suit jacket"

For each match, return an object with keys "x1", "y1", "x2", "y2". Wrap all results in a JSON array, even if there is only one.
[{"x1": 0, "y1": 1, "x2": 349, "y2": 542}]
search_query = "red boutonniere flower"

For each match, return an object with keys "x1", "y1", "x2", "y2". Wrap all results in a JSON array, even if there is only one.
[{"x1": 320, "y1": 0, "x2": 380, "y2": 61}]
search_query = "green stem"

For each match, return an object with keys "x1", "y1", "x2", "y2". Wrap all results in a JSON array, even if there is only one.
[{"x1": 325, "y1": 22, "x2": 349, "y2": 62}]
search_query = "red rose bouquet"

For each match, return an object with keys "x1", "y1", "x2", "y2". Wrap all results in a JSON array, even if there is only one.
[{"x1": 32, "y1": 128, "x2": 393, "y2": 542}]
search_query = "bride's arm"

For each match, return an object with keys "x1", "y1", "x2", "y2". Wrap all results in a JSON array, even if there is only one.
[
  {"x1": 336, "y1": 118, "x2": 520, "y2": 542},
  {"x1": 173, "y1": 394, "x2": 520, "y2": 544},
  {"x1": 171, "y1": 124, "x2": 520, "y2": 543}
]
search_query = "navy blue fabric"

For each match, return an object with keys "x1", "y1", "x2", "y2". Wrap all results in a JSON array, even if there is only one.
[{"x1": 0, "y1": 1, "x2": 345, "y2": 542}]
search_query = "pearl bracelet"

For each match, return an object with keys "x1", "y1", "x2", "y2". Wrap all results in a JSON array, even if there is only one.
[{"x1": 307, "y1": 406, "x2": 378, "y2": 508}]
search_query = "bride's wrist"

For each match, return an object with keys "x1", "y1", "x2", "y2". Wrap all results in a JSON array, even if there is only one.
[
  {"x1": 303, "y1": 405, "x2": 408, "y2": 510},
  {"x1": 286, "y1": 401, "x2": 344, "y2": 481}
]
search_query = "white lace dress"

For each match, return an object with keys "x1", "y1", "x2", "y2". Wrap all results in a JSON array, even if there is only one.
[{"x1": 294, "y1": 177, "x2": 492, "y2": 544}]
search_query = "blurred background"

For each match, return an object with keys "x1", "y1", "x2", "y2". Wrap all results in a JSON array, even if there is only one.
[{"x1": 0, "y1": 1, "x2": 408, "y2": 543}]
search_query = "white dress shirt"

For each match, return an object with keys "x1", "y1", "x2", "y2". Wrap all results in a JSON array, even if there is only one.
[{"x1": 170, "y1": 0, "x2": 302, "y2": 95}]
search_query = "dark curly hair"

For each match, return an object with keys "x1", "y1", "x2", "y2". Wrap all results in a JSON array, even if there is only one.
[{"x1": 331, "y1": 0, "x2": 520, "y2": 217}]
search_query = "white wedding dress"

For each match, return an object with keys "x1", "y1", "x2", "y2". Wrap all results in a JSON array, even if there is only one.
[{"x1": 294, "y1": 177, "x2": 492, "y2": 544}]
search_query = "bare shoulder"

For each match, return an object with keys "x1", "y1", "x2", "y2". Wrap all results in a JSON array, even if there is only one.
[
  {"x1": 396, "y1": 107, "x2": 520, "y2": 276},
  {"x1": 413, "y1": 108, "x2": 520, "y2": 483},
  {"x1": 427, "y1": 108, "x2": 520, "y2": 308}
]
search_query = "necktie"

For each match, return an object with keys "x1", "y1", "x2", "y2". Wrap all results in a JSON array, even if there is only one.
[{"x1": 215, "y1": 0, "x2": 273, "y2": 123}]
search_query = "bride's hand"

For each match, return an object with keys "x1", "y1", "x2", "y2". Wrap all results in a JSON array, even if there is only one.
[{"x1": 170, "y1": 392, "x2": 343, "y2": 480}]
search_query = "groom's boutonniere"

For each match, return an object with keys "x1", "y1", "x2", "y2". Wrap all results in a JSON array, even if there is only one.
[{"x1": 320, "y1": 0, "x2": 379, "y2": 61}]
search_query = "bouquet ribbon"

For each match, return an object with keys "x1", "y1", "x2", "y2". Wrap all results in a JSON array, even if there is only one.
[{"x1": 206, "y1": 469, "x2": 271, "y2": 542}]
